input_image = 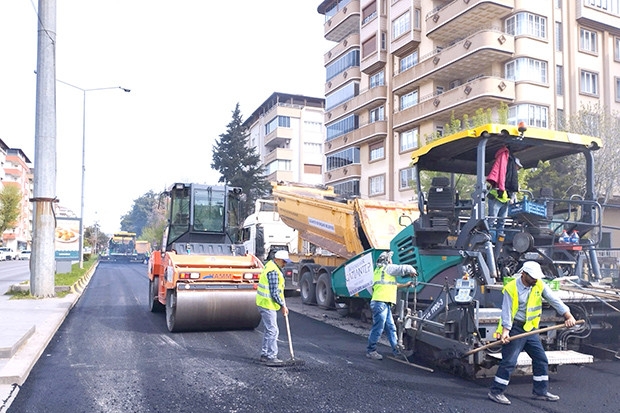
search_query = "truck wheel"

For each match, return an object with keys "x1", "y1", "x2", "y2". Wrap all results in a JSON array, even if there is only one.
[
  {"x1": 316, "y1": 273, "x2": 335, "y2": 309},
  {"x1": 149, "y1": 277, "x2": 165, "y2": 313},
  {"x1": 166, "y1": 289, "x2": 178, "y2": 332},
  {"x1": 300, "y1": 272, "x2": 316, "y2": 305}
]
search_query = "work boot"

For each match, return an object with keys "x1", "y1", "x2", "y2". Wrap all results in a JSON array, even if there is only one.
[
  {"x1": 259, "y1": 355, "x2": 270, "y2": 363},
  {"x1": 488, "y1": 392, "x2": 511, "y2": 405},
  {"x1": 366, "y1": 351, "x2": 383, "y2": 360},
  {"x1": 532, "y1": 392, "x2": 560, "y2": 401}
]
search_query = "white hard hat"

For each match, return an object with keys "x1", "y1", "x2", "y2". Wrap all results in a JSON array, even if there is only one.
[
  {"x1": 517, "y1": 261, "x2": 545, "y2": 280},
  {"x1": 274, "y1": 250, "x2": 290, "y2": 261}
]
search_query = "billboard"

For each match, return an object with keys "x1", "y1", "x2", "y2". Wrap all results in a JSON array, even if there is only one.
[{"x1": 55, "y1": 217, "x2": 80, "y2": 261}]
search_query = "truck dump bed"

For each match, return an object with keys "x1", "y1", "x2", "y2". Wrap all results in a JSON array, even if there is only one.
[{"x1": 272, "y1": 182, "x2": 419, "y2": 259}]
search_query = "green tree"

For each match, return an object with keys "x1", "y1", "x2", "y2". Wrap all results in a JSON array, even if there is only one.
[
  {"x1": 120, "y1": 191, "x2": 158, "y2": 236},
  {"x1": 211, "y1": 103, "x2": 270, "y2": 219},
  {"x1": 0, "y1": 185, "x2": 22, "y2": 237}
]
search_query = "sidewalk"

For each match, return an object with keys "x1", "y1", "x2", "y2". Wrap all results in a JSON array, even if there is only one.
[{"x1": 0, "y1": 266, "x2": 95, "y2": 412}]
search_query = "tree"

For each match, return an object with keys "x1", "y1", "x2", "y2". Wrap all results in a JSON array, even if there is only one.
[
  {"x1": 119, "y1": 191, "x2": 159, "y2": 236},
  {"x1": 211, "y1": 103, "x2": 270, "y2": 219},
  {"x1": 0, "y1": 185, "x2": 22, "y2": 238}
]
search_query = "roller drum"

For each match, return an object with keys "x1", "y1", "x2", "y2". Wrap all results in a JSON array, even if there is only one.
[{"x1": 167, "y1": 286, "x2": 261, "y2": 332}]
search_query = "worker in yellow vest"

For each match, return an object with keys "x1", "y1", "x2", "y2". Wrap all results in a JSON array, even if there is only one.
[
  {"x1": 366, "y1": 251, "x2": 416, "y2": 360},
  {"x1": 256, "y1": 250, "x2": 290, "y2": 365},
  {"x1": 488, "y1": 261, "x2": 576, "y2": 405}
]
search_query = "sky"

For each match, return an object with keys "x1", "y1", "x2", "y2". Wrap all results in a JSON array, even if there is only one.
[{"x1": 0, "y1": 0, "x2": 330, "y2": 235}]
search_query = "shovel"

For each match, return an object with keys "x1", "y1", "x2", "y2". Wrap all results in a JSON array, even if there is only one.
[{"x1": 264, "y1": 312, "x2": 305, "y2": 367}]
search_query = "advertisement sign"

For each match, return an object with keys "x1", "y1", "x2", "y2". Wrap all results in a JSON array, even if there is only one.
[
  {"x1": 55, "y1": 217, "x2": 80, "y2": 261},
  {"x1": 344, "y1": 252, "x2": 375, "y2": 296}
]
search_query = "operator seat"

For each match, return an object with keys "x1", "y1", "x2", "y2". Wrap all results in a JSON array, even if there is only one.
[{"x1": 414, "y1": 176, "x2": 456, "y2": 247}]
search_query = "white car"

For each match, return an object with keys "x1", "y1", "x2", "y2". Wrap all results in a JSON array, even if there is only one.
[
  {"x1": 0, "y1": 247, "x2": 17, "y2": 260},
  {"x1": 19, "y1": 250, "x2": 32, "y2": 260},
  {"x1": 0, "y1": 250, "x2": 6, "y2": 261}
]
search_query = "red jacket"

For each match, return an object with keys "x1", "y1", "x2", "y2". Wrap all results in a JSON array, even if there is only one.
[{"x1": 487, "y1": 146, "x2": 509, "y2": 191}]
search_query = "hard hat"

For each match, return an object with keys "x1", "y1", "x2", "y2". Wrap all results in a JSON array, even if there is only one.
[
  {"x1": 376, "y1": 251, "x2": 392, "y2": 266},
  {"x1": 517, "y1": 261, "x2": 545, "y2": 280},
  {"x1": 274, "y1": 250, "x2": 290, "y2": 261}
]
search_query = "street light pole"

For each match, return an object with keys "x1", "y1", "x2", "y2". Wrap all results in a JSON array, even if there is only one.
[{"x1": 56, "y1": 80, "x2": 130, "y2": 268}]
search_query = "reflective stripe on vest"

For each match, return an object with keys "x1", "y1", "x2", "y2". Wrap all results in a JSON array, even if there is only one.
[
  {"x1": 496, "y1": 278, "x2": 544, "y2": 334},
  {"x1": 371, "y1": 267, "x2": 397, "y2": 304},
  {"x1": 256, "y1": 260, "x2": 284, "y2": 311}
]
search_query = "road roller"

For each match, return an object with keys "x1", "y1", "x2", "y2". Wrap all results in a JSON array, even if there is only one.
[{"x1": 148, "y1": 183, "x2": 263, "y2": 332}]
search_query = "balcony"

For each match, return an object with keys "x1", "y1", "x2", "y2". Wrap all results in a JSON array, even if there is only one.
[
  {"x1": 264, "y1": 127, "x2": 294, "y2": 148},
  {"x1": 426, "y1": 0, "x2": 514, "y2": 44},
  {"x1": 325, "y1": 85, "x2": 387, "y2": 123},
  {"x1": 324, "y1": 0, "x2": 361, "y2": 43},
  {"x1": 325, "y1": 67, "x2": 362, "y2": 95},
  {"x1": 361, "y1": 49, "x2": 387, "y2": 74},
  {"x1": 393, "y1": 29, "x2": 514, "y2": 95},
  {"x1": 325, "y1": 120, "x2": 388, "y2": 153},
  {"x1": 266, "y1": 170, "x2": 293, "y2": 183},
  {"x1": 325, "y1": 164, "x2": 362, "y2": 183},
  {"x1": 392, "y1": 76, "x2": 515, "y2": 131},
  {"x1": 576, "y1": 1, "x2": 620, "y2": 32},
  {"x1": 325, "y1": 33, "x2": 360, "y2": 65},
  {"x1": 391, "y1": 28, "x2": 422, "y2": 57},
  {"x1": 264, "y1": 148, "x2": 293, "y2": 165}
]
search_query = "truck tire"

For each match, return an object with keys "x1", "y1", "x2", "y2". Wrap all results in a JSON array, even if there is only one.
[
  {"x1": 300, "y1": 272, "x2": 316, "y2": 305},
  {"x1": 149, "y1": 277, "x2": 165, "y2": 313},
  {"x1": 316, "y1": 273, "x2": 335, "y2": 309}
]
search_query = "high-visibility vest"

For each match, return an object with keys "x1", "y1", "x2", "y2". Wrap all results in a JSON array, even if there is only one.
[
  {"x1": 371, "y1": 267, "x2": 397, "y2": 304},
  {"x1": 489, "y1": 188, "x2": 509, "y2": 203},
  {"x1": 256, "y1": 260, "x2": 285, "y2": 311},
  {"x1": 495, "y1": 278, "x2": 544, "y2": 335}
]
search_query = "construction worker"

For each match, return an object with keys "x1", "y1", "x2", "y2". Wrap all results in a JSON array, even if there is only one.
[
  {"x1": 256, "y1": 250, "x2": 290, "y2": 365},
  {"x1": 487, "y1": 146, "x2": 522, "y2": 239},
  {"x1": 488, "y1": 261, "x2": 577, "y2": 405},
  {"x1": 366, "y1": 251, "x2": 417, "y2": 360}
]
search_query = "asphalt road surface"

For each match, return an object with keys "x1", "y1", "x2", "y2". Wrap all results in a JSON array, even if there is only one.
[
  {"x1": 0, "y1": 260, "x2": 29, "y2": 295},
  {"x1": 9, "y1": 263, "x2": 619, "y2": 413}
]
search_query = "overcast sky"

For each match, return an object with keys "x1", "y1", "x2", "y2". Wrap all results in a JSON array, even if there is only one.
[{"x1": 0, "y1": 0, "x2": 329, "y2": 234}]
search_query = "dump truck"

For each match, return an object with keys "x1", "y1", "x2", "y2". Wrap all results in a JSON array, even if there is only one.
[
  {"x1": 135, "y1": 240, "x2": 151, "y2": 262},
  {"x1": 273, "y1": 124, "x2": 620, "y2": 378},
  {"x1": 147, "y1": 183, "x2": 263, "y2": 332},
  {"x1": 271, "y1": 181, "x2": 419, "y2": 309},
  {"x1": 241, "y1": 199, "x2": 298, "y2": 262}
]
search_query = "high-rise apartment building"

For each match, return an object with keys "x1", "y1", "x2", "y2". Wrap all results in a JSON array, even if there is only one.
[
  {"x1": 244, "y1": 92, "x2": 326, "y2": 185},
  {"x1": 1, "y1": 146, "x2": 33, "y2": 251},
  {"x1": 318, "y1": 0, "x2": 620, "y2": 201}
]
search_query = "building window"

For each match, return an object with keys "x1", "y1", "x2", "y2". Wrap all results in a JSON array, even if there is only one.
[
  {"x1": 436, "y1": 126, "x2": 443, "y2": 137},
  {"x1": 556, "y1": 108, "x2": 565, "y2": 130},
  {"x1": 332, "y1": 179, "x2": 360, "y2": 197},
  {"x1": 413, "y1": 8, "x2": 421, "y2": 29},
  {"x1": 326, "y1": 115, "x2": 358, "y2": 141},
  {"x1": 580, "y1": 70, "x2": 598, "y2": 95},
  {"x1": 399, "y1": 50, "x2": 418, "y2": 73},
  {"x1": 265, "y1": 159, "x2": 291, "y2": 174},
  {"x1": 508, "y1": 104, "x2": 548, "y2": 128},
  {"x1": 362, "y1": 1, "x2": 377, "y2": 25},
  {"x1": 400, "y1": 90, "x2": 418, "y2": 110},
  {"x1": 326, "y1": 147, "x2": 360, "y2": 171},
  {"x1": 615, "y1": 37, "x2": 620, "y2": 61},
  {"x1": 399, "y1": 167, "x2": 415, "y2": 190},
  {"x1": 369, "y1": 175, "x2": 385, "y2": 196},
  {"x1": 392, "y1": 11, "x2": 410, "y2": 39},
  {"x1": 265, "y1": 116, "x2": 290, "y2": 135},
  {"x1": 369, "y1": 106, "x2": 384, "y2": 123},
  {"x1": 505, "y1": 58, "x2": 547, "y2": 84},
  {"x1": 555, "y1": 22, "x2": 562, "y2": 51},
  {"x1": 505, "y1": 12, "x2": 546, "y2": 39},
  {"x1": 326, "y1": 82, "x2": 359, "y2": 110},
  {"x1": 400, "y1": 128, "x2": 418, "y2": 152},
  {"x1": 556, "y1": 65, "x2": 563, "y2": 96},
  {"x1": 326, "y1": 49, "x2": 360, "y2": 81},
  {"x1": 362, "y1": 35, "x2": 377, "y2": 59},
  {"x1": 580, "y1": 28, "x2": 598, "y2": 54},
  {"x1": 370, "y1": 71, "x2": 385, "y2": 88},
  {"x1": 616, "y1": 77, "x2": 620, "y2": 102},
  {"x1": 381, "y1": 32, "x2": 387, "y2": 50},
  {"x1": 369, "y1": 141, "x2": 385, "y2": 162}
]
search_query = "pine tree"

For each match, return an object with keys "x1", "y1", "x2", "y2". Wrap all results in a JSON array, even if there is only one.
[{"x1": 211, "y1": 103, "x2": 270, "y2": 218}]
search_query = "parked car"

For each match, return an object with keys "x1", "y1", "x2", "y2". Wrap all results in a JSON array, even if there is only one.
[
  {"x1": 0, "y1": 250, "x2": 5, "y2": 261},
  {"x1": 18, "y1": 250, "x2": 31, "y2": 260},
  {"x1": 0, "y1": 247, "x2": 18, "y2": 260}
]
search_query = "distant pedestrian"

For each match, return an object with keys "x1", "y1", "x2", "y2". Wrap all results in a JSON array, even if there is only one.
[
  {"x1": 366, "y1": 251, "x2": 416, "y2": 360},
  {"x1": 256, "y1": 250, "x2": 290, "y2": 365},
  {"x1": 488, "y1": 261, "x2": 577, "y2": 405}
]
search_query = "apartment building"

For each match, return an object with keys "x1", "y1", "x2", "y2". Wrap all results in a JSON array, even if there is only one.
[
  {"x1": 244, "y1": 92, "x2": 326, "y2": 185},
  {"x1": 1, "y1": 146, "x2": 33, "y2": 251},
  {"x1": 318, "y1": 0, "x2": 620, "y2": 201}
]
